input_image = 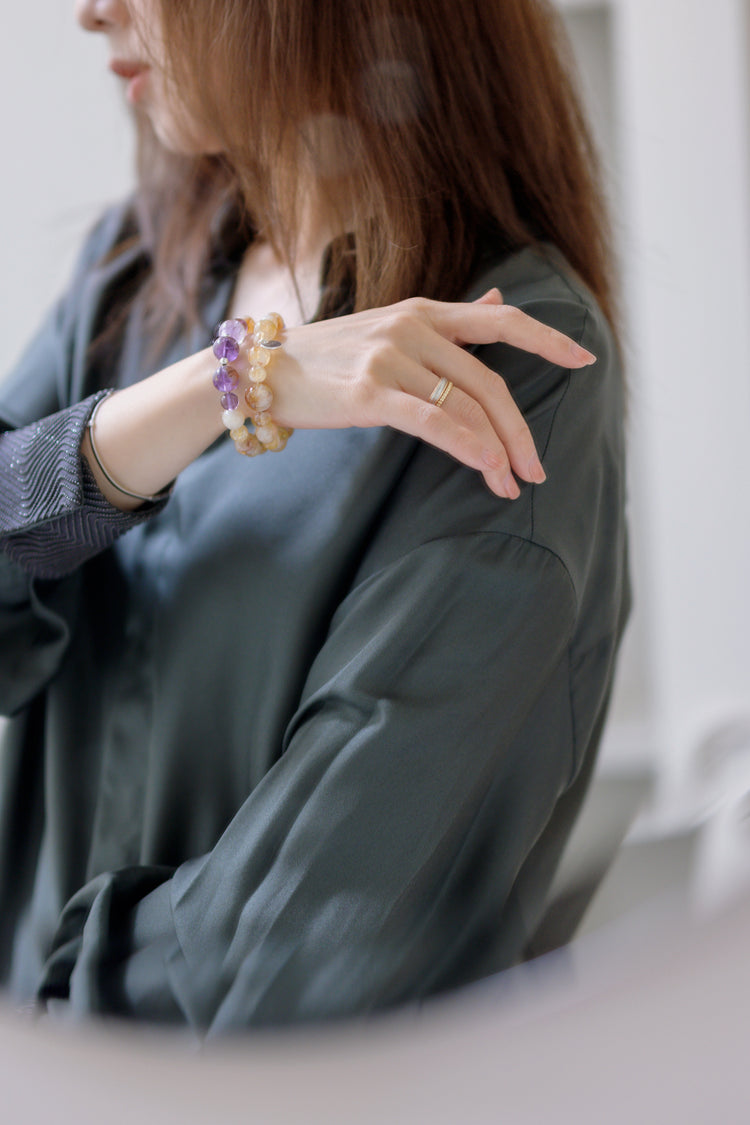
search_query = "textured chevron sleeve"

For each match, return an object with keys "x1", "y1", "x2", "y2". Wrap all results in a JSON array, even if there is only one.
[{"x1": 0, "y1": 392, "x2": 171, "y2": 580}]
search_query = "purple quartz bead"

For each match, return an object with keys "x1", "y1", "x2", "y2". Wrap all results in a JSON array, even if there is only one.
[
  {"x1": 213, "y1": 365, "x2": 239, "y2": 392},
  {"x1": 216, "y1": 318, "x2": 249, "y2": 344},
  {"x1": 213, "y1": 336, "x2": 240, "y2": 362},
  {"x1": 220, "y1": 392, "x2": 239, "y2": 411}
]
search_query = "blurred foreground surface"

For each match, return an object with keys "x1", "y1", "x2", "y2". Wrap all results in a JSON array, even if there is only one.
[{"x1": 1, "y1": 887, "x2": 748, "y2": 1125}]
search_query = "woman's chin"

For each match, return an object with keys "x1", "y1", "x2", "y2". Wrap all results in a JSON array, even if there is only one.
[{"x1": 145, "y1": 108, "x2": 222, "y2": 158}]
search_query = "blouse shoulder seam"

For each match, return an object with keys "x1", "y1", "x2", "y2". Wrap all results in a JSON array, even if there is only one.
[{"x1": 378, "y1": 527, "x2": 580, "y2": 617}]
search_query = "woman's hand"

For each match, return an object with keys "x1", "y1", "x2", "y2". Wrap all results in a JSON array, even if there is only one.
[{"x1": 272, "y1": 289, "x2": 596, "y2": 499}]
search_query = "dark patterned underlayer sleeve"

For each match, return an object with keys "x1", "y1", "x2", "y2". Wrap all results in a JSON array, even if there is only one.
[{"x1": 0, "y1": 393, "x2": 171, "y2": 580}]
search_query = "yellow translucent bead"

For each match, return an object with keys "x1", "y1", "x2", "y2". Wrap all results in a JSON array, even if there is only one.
[
  {"x1": 239, "y1": 433, "x2": 264, "y2": 457},
  {"x1": 253, "y1": 411, "x2": 272, "y2": 428},
  {"x1": 265, "y1": 312, "x2": 284, "y2": 333},
  {"x1": 230, "y1": 425, "x2": 250, "y2": 443},
  {"x1": 245, "y1": 383, "x2": 273, "y2": 412},
  {"x1": 248, "y1": 346, "x2": 271, "y2": 367},
  {"x1": 255, "y1": 422, "x2": 279, "y2": 446},
  {"x1": 256, "y1": 316, "x2": 279, "y2": 341},
  {"x1": 247, "y1": 365, "x2": 267, "y2": 383},
  {"x1": 242, "y1": 317, "x2": 255, "y2": 335}
]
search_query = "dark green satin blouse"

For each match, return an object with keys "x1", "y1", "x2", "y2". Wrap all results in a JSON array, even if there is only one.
[{"x1": 0, "y1": 206, "x2": 630, "y2": 1033}]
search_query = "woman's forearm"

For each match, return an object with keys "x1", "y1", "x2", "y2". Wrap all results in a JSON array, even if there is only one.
[{"x1": 80, "y1": 346, "x2": 222, "y2": 511}]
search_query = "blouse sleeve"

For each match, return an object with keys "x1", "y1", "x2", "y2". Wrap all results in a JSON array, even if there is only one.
[
  {"x1": 0, "y1": 204, "x2": 168, "y2": 716},
  {"x1": 0, "y1": 395, "x2": 171, "y2": 581},
  {"x1": 37, "y1": 526, "x2": 586, "y2": 1033}
]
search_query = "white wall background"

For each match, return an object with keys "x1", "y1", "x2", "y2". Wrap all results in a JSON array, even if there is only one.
[
  {"x1": 560, "y1": 0, "x2": 750, "y2": 817},
  {"x1": 2, "y1": 0, "x2": 749, "y2": 816},
  {"x1": 0, "y1": 2, "x2": 134, "y2": 374}
]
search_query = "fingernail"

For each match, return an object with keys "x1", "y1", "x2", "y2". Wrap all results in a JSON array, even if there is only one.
[
  {"x1": 503, "y1": 472, "x2": 520, "y2": 500},
  {"x1": 571, "y1": 341, "x2": 597, "y2": 365},
  {"x1": 527, "y1": 455, "x2": 547, "y2": 484}
]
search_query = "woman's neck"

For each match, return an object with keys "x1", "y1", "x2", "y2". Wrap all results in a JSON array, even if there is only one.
[
  {"x1": 227, "y1": 237, "x2": 328, "y2": 328},
  {"x1": 229, "y1": 191, "x2": 348, "y2": 326}
]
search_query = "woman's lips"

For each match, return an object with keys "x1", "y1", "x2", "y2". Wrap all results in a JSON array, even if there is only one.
[{"x1": 108, "y1": 60, "x2": 150, "y2": 105}]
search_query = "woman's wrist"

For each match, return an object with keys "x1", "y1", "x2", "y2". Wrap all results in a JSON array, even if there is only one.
[
  {"x1": 212, "y1": 314, "x2": 292, "y2": 457},
  {"x1": 80, "y1": 346, "x2": 224, "y2": 512},
  {"x1": 85, "y1": 392, "x2": 173, "y2": 505}
]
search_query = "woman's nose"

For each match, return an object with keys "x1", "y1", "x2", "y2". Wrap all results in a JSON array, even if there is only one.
[{"x1": 74, "y1": 0, "x2": 129, "y2": 33}]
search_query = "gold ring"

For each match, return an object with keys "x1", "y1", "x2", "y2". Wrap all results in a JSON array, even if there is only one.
[{"x1": 429, "y1": 377, "x2": 454, "y2": 408}]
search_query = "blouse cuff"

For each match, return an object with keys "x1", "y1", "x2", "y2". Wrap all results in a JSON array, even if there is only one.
[{"x1": 0, "y1": 393, "x2": 172, "y2": 580}]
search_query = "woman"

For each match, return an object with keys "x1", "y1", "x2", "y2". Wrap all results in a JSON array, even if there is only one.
[{"x1": 0, "y1": 0, "x2": 629, "y2": 1032}]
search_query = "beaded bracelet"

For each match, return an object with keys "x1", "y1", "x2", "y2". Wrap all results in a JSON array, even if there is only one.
[{"x1": 212, "y1": 314, "x2": 293, "y2": 456}]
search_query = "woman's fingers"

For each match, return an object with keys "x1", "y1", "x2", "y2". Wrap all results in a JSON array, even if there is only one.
[
  {"x1": 472, "y1": 287, "x2": 505, "y2": 307},
  {"x1": 377, "y1": 382, "x2": 518, "y2": 498},
  {"x1": 417, "y1": 330, "x2": 546, "y2": 484},
  {"x1": 373, "y1": 293, "x2": 593, "y2": 490},
  {"x1": 395, "y1": 369, "x2": 514, "y2": 497},
  {"x1": 391, "y1": 349, "x2": 533, "y2": 498},
  {"x1": 416, "y1": 296, "x2": 597, "y2": 368}
]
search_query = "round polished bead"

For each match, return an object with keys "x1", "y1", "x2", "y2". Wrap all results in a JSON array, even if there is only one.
[
  {"x1": 247, "y1": 365, "x2": 267, "y2": 384},
  {"x1": 253, "y1": 411, "x2": 272, "y2": 428},
  {"x1": 213, "y1": 336, "x2": 240, "y2": 362},
  {"x1": 256, "y1": 422, "x2": 279, "y2": 445},
  {"x1": 220, "y1": 392, "x2": 239, "y2": 411},
  {"x1": 230, "y1": 425, "x2": 250, "y2": 443},
  {"x1": 212, "y1": 365, "x2": 239, "y2": 392},
  {"x1": 248, "y1": 346, "x2": 271, "y2": 367},
  {"x1": 232, "y1": 431, "x2": 252, "y2": 452},
  {"x1": 245, "y1": 384, "x2": 273, "y2": 412},
  {"x1": 258, "y1": 312, "x2": 281, "y2": 337},
  {"x1": 255, "y1": 317, "x2": 279, "y2": 342},
  {"x1": 222, "y1": 408, "x2": 245, "y2": 430},
  {"x1": 216, "y1": 318, "x2": 250, "y2": 344},
  {"x1": 239, "y1": 434, "x2": 264, "y2": 457}
]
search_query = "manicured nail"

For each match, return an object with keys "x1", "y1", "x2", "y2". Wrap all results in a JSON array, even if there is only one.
[
  {"x1": 503, "y1": 472, "x2": 520, "y2": 500},
  {"x1": 571, "y1": 341, "x2": 597, "y2": 365},
  {"x1": 528, "y1": 455, "x2": 547, "y2": 484}
]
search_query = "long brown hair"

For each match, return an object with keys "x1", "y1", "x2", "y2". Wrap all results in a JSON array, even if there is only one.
[{"x1": 129, "y1": 0, "x2": 616, "y2": 351}]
